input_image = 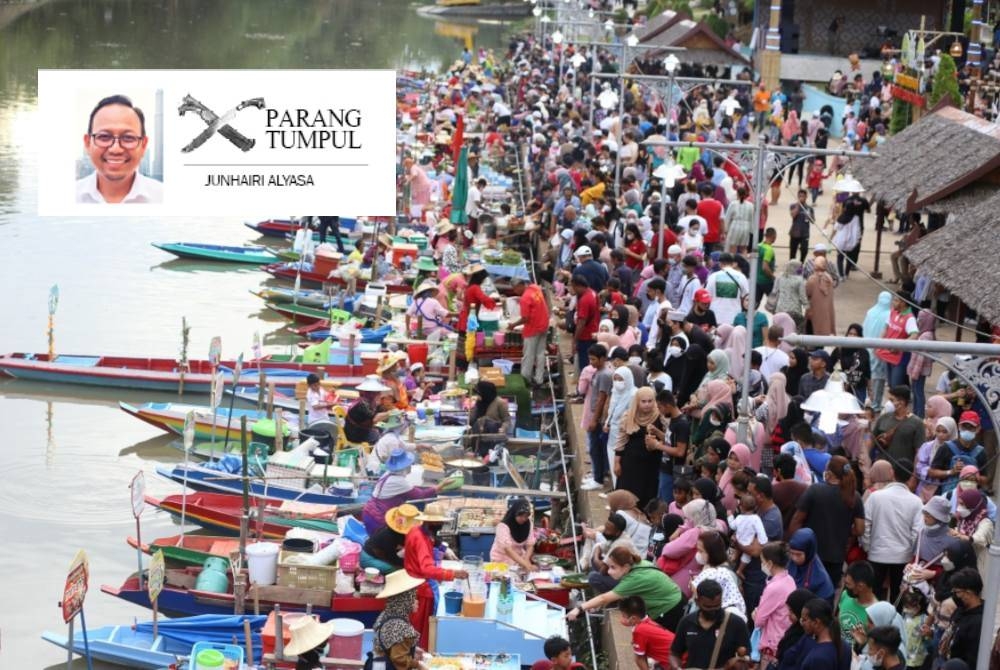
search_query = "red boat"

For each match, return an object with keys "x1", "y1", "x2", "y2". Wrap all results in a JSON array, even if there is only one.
[
  {"x1": 145, "y1": 492, "x2": 340, "y2": 539},
  {"x1": 0, "y1": 352, "x2": 377, "y2": 393},
  {"x1": 263, "y1": 263, "x2": 413, "y2": 293}
]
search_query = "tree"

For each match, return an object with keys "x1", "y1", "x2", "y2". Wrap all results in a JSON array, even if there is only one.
[
  {"x1": 929, "y1": 53, "x2": 962, "y2": 107},
  {"x1": 889, "y1": 98, "x2": 912, "y2": 134}
]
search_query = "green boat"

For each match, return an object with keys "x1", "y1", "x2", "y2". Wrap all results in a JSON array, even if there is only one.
[
  {"x1": 152, "y1": 242, "x2": 280, "y2": 264},
  {"x1": 128, "y1": 534, "x2": 237, "y2": 568}
]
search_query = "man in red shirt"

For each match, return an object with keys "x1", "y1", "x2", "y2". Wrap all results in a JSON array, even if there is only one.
[
  {"x1": 510, "y1": 278, "x2": 551, "y2": 387},
  {"x1": 571, "y1": 274, "x2": 599, "y2": 372},
  {"x1": 647, "y1": 214, "x2": 679, "y2": 262},
  {"x1": 620, "y1": 595, "x2": 675, "y2": 670},
  {"x1": 696, "y1": 182, "x2": 724, "y2": 253}
]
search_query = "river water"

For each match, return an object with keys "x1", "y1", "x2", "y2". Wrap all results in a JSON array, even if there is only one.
[{"x1": 0, "y1": 2, "x2": 509, "y2": 666}]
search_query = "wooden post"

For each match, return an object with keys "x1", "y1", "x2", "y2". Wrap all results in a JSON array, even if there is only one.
[
  {"x1": 374, "y1": 296, "x2": 385, "y2": 328},
  {"x1": 244, "y1": 618, "x2": 255, "y2": 665},
  {"x1": 299, "y1": 397, "x2": 307, "y2": 428},
  {"x1": 448, "y1": 344, "x2": 457, "y2": 381},
  {"x1": 274, "y1": 409, "x2": 284, "y2": 453},
  {"x1": 267, "y1": 381, "x2": 276, "y2": 419},
  {"x1": 258, "y1": 363, "x2": 266, "y2": 410},
  {"x1": 872, "y1": 201, "x2": 886, "y2": 279},
  {"x1": 348, "y1": 334, "x2": 356, "y2": 373}
]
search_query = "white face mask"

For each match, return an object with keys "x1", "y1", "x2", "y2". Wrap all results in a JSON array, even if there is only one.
[
  {"x1": 628, "y1": 356, "x2": 642, "y2": 366},
  {"x1": 882, "y1": 401, "x2": 895, "y2": 415},
  {"x1": 695, "y1": 552, "x2": 708, "y2": 566},
  {"x1": 957, "y1": 506, "x2": 972, "y2": 519},
  {"x1": 761, "y1": 561, "x2": 773, "y2": 577},
  {"x1": 667, "y1": 346, "x2": 682, "y2": 358},
  {"x1": 613, "y1": 380, "x2": 626, "y2": 391},
  {"x1": 959, "y1": 480, "x2": 977, "y2": 490},
  {"x1": 941, "y1": 557, "x2": 955, "y2": 571}
]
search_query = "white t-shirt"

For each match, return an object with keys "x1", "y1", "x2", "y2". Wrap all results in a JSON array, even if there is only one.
[
  {"x1": 677, "y1": 274, "x2": 702, "y2": 316},
  {"x1": 306, "y1": 387, "x2": 329, "y2": 425},
  {"x1": 756, "y1": 345, "x2": 789, "y2": 379},
  {"x1": 705, "y1": 268, "x2": 748, "y2": 327},
  {"x1": 76, "y1": 171, "x2": 163, "y2": 204},
  {"x1": 676, "y1": 213, "x2": 706, "y2": 234}
]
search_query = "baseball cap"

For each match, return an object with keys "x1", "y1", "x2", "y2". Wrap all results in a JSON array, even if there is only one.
[
  {"x1": 694, "y1": 288, "x2": 711, "y2": 304},
  {"x1": 959, "y1": 410, "x2": 980, "y2": 428},
  {"x1": 573, "y1": 245, "x2": 593, "y2": 258},
  {"x1": 808, "y1": 349, "x2": 831, "y2": 366},
  {"x1": 813, "y1": 243, "x2": 828, "y2": 253}
]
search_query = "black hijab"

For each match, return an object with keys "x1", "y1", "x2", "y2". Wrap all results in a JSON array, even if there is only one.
[
  {"x1": 474, "y1": 380, "x2": 498, "y2": 418},
  {"x1": 783, "y1": 347, "x2": 809, "y2": 396},
  {"x1": 678, "y1": 343, "x2": 708, "y2": 406},
  {"x1": 502, "y1": 498, "x2": 532, "y2": 544},
  {"x1": 776, "y1": 588, "x2": 815, "y2": 661},
  {"x1": 934, "y1": 539, "x2": 978, "y2": 600},
  {"x1": 693, "y1": 477, "x2": 727, "y2": 522}
]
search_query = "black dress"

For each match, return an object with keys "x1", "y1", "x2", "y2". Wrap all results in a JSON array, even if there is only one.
[{"x1": 616, "y1": 416, "x2": 667, "y2": 508}]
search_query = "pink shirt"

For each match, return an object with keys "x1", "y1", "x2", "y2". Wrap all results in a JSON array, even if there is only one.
[
  {"x1": 753, "y1": 571, "x2": 796, "y2": 653},
  {"x1": 578, "y1": 365, "x2": 597, "y2": 430},
  {"x1": 489, "y1": 521, "x2": 533, "y2": 564}
]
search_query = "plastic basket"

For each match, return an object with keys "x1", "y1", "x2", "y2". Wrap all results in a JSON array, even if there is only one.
[
  {"x1": 491, "y1": 359, "x2": 514, "y2": 375},
  {"x1": 191, "y1": 641, "x2": 243, "y2": 669},
  {"x1": 276, "y1": 550, "x2": 338, "y2": 590}
]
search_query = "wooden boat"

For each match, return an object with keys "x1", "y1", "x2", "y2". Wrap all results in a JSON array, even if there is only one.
[
  {"x1": 127, "y1": 534, "x2": 243, "y2": 567},
  {"x1": 0, "y1": 352, "x2": 377, "y2": 392},
  {"x1": 244, "y1": 218, "x2": 360, "y2": 241},
  {"x1": 101, "y1": 569, "x2": 383, "y2": 625},
  {"x1": 265, "y1": 301, "x2": 334, "y2": 326},
  {"x1": 152, "y1": 242, "x2": 279, "y2": 265},
  {"x1": 154, "y1": 461, "x2": 363, "y2": 507},
  {"x1": 416, "y1": 0, "x2": 532, "y2": 18},
  {"x1": 253, "y1": 286, "x2": 338, "y2": 309},
  {"x1": 41, "y1": 614, "x2": 266, "y2": 669},
  {"x1": 145, "y1": 492, "x2": 343, "y2": 537},
  {"x1": 263, "y1": 262, "x2": 412, "y2": 293},
  {"x1": 118, "y1": 401, "x2": 298, "y2": 442}
]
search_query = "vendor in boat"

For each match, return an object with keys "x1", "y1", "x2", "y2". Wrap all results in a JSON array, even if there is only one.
[
  {"x1": 467, "y1": 380, "x2": 511, "y2": 456},
  {"x1": 404, "y1": 362, "x2": 435, "y2": 403},
  {"x1": 362, "y1": 448, "x2": 443, "y2": 534},
  {"x1": 407, "y1": 280, "x2": 453, "y2": 339},
  {"x1": 404, "y1": 502, "x2": 469, "y2": 649},
  {"x1": 364, "y1": 232, "x2": 393, "y2": 268},
  {"x1": 361, "y1": 503, "x2": 422, "y2": 574},
  {"x1": 373, "y1": 570, "x2": 428, "y2": 670},
  {"x1": 489, "y1": 497, "x2": 537, "y2": 572},
  {"x1": 433, "y1": 220, "x2": 463, "y2": 276},
  {"x1": 283, "y1": 616, "x2": 338, "y2": 670},
  {"x1": 377, "y1": 352, "x2": 413, "y2": 411},
  {"x1": 304, "y1": 373, "x2": 334, "y2": 426},
  {"x1": 439, "y1": 271, "x2": 466, "y2": 313},
  {"x1": 344, "y1": 375, "x2": 395, "y2": 445},
  {"x1": 457, "y1": 264, "x2": 497, "y2": 334}
]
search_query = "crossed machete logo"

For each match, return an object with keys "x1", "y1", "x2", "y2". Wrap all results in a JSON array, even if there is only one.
[{"x1": 178, "y1": 94, "x2": 265, "y2": 153}]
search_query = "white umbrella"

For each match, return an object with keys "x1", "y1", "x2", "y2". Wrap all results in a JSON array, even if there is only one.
[
  {"x1": 800, "y1": 371, "x2": 864, "y2": 434},
  {"x1": 834, "y1": 174, "x2": 865, "y2": 193}
]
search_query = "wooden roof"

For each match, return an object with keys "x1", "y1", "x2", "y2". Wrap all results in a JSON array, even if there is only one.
[{"x1": 639, "y1": 17, "x2": 749, "y2": 65}]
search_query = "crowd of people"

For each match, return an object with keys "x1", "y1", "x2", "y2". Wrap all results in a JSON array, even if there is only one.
[{"x1": 379, "y1": 8, "x2": 1000, "y2": 669}]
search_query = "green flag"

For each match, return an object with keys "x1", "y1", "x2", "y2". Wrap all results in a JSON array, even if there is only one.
[{"x1": 450, "y1": 147, "x2": 469, "y2": 225}]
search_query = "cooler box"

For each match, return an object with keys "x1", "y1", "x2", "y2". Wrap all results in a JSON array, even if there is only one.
[
  {"x1": 457, "y1": 530, "x2": 495, "y2": 561},
  {"x1": 314, "y1": 250, "x2": 341, "y2": 276},
  {"x1": 391, "y1": 243, "x2": 419, "y2": 266}
]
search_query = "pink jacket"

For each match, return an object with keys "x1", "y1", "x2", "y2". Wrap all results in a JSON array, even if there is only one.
[
  {"x1": 659, "y1": 527, "x2": 701, "y2": 598},
  {"x1": 753, "y1": 571, "x2": 796, "y2": 653}
]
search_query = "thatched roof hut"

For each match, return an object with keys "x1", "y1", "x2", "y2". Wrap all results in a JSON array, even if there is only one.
[
  {"x1": 851, "y1": 107, "x2": 1000, "y2": 212},
  {"x1": 904, "y1": 186, "x2": 1000, "y2": 324}
]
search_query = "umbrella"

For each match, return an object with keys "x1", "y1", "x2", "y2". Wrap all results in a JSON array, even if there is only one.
[
  {"x1": 800, "y1": 371, "x2": 864, "y2": 434},
  {"x1": 450, "y1": 146, "x2": 469, "y2": 225}
]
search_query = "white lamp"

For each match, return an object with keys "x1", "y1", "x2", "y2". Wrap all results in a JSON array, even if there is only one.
[
  {"x1": 604, "y1": 19, "x2": 615, "y2": 32},
  {"x1": 540, "y1": 14, "x2": 551, "y2": 23},
  {"x1": 532, "y1": 6, "x2": 542, "y2": 16},
  {"x1": 653, "y1": 161, "x2": 686, "y2": 188},
  {"x1": 570, "y1": 52, "x2": 587, "y2": 69},
  {"x1": 626, "y1": 33, "x2": 639, "y2": 48},
  {"x1": 551, "y1": 30, "x2": 564, "y2": 45},
  {"x1": 799, "y1": 371, "x2": 864, "y2": 434},
  {"x1": 598, "y1": 88, "x2": 619, "y2": 110},
  {"x1": 663, "y1": 53, "x2": 680, "y2": 73}
]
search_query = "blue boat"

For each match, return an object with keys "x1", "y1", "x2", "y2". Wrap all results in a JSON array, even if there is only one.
[
  {"x1": 155, "y1": 462, "x2": 366, "y2": 508},
  {"x1": 41, "y1": 614, "x2": 266, "y2": 669},
  {"x1": 152, "y1": 242, "x2": 280, "y2": 264}
]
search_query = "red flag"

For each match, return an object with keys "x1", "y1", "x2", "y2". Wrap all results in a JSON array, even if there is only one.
[{"x1": 451, "y1": 113, "x2": 464, "y2": 164}]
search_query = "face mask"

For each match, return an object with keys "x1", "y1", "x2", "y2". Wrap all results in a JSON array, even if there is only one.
[
  {"x1": 695, "y1": 552, "x2": 708, "y2": 565},
  {"x1": 628, "y1": 356, "x2": 642, "y2": 366},
  {"x1": 957, "y1": 506, "x2": 972, "y2": 518},
  {"x1": 882, "y1": 401, "x2": 895, "y2": 415},
  {"x1": 941, "y1": 556, "x2": 955, "y2": 571},
  {"x1": 870, "y1": 652, "x2": 885, "y2": 669},
  {"x1": 668, "y1": 258, "x2": 677, "y2": 265},
  {"x1": 667, "y1": 346, "x2": 682, "y2": 358},
  {"x1": 702, "y1": 607, "x2": 724, "y2": 623},
  {"x1": 613, "y1": 380, "x2": 626, "y2": 391},
  {"x1": 960, "y1": 430, "x2": 977, "y2": 443},
  {"x1": 959, "y1": 480, "x2": 977, "y2": 490},
  {"x1": 925, "y1": 520, "x2": 940, "y2": 529},
  {"x1": 903, "y1": 608, "x2": 919, "y2": 617},
  {"x1": 837, "y1": 419, "x2": 849, "y2": 428}
]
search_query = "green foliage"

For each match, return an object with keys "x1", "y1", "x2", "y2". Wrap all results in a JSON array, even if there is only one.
[
  {"x1": 889, "y1": 99, "x2": 912, "y2": 135},
  {"x1": 929, "y1": 53, "x2": 963, "y2": 107},
  {"x1": 705, "y1": 12, "x2": 729, "y2": 39},
  {"x1": 642, "y1": 0, "x2": 693, "y2": 19}
]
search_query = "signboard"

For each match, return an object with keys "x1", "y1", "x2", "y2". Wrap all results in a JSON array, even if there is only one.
[
  {"x1": 208, "y1": 336, "x2": 222, "y2": 368},
  {"x1": 130, "y1": 471, "x2": 146, "y2": 519},
  {"x1": 211, "y1": 369, "x2": 224, "y2": 410},
  {"x1": 62, "y1": 550, "x2": 89, "y2": 623},
  {"x1": 895, "y1": 72, "x2": 920, "y2": 91},
  {"x1": 183, "y1": 410, "x2": 196, "y2": 451},
  {"x1": 48, "y1": 284, "x2": 59, "y2": 315},
  {"x1": 890, "y1": 85, "x2": 926, "y2": 107},
  {"x1": 147, "y1": 550, "x2": 166, "y2": 603}
]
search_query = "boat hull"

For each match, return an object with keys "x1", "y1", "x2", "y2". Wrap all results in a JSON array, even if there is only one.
[
  {"x1": 153, "y1": 242, "x2": 279, "y2": 264},
  {"x1": 154, "y1": 464, "x2": 362, "y2": 508},
  {"x1": 41, "y1": 626, "x2": 183, "y2": 670}
]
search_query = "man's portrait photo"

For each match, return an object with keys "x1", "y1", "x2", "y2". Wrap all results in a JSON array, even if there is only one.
[{"x1": 76, "y1": 93, "x2": 163, "y2": 204}]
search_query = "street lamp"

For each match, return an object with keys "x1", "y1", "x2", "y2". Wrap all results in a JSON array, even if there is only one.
[
  {"x1": 532, "y1": 6, "x2": 542, "y2": 16},
  {"x1": 626, "y1": 32, "x2": 639, "y2": 48},
  {"x1": 597, "y1": 85, "x2": 618, "y2": 110}
]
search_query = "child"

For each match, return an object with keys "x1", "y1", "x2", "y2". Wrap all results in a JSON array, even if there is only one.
[
  {"x1": 900, "y1": 589, "x2": 930, "y2": 670},
  {"x1": 670, "y1": 477, "x2": 692, "y2": 516},
  {"x1": 599, "y1": 277, "x2": 626, "y2": 313},
  {"x1": 729, "y1": 493, "x2": 769, "y2": 578},
  {"x1": 806, "y1": 159, "x2": 825, "y2": 205},
  {"x1": 619, "y1": 595, "x2": 675, "y2": 670},
  {"x1": 681, "y1": 220, "x2": 704, "y2": 253},
  {"x1": 696, "y1": 457, "x2": 718, "y2": 481}
]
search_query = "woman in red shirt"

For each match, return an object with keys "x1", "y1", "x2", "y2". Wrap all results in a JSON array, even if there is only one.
[
  {"x1": 622, "y1": 223, "x2": 647, "y2": 273},
  {"x1": 457, "y1": 264, "x2": 497, "y2": 333}
]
